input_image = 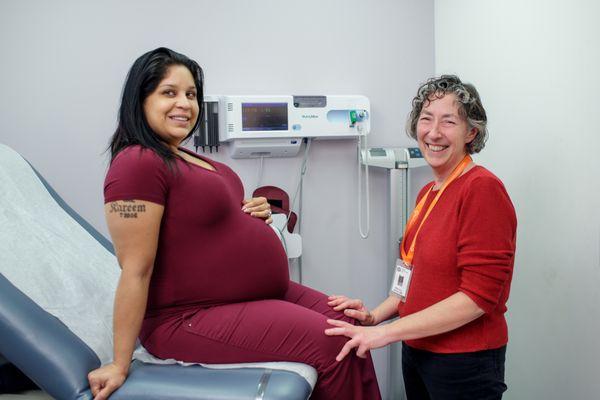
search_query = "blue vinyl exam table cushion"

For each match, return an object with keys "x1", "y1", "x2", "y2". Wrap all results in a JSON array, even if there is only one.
[{"x1": 0, "y1": 143, "x2": 314, "y2": 400}]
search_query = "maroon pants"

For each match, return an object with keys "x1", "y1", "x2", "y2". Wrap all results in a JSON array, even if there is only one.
[{"x1": 142, "y1": 281, "x2": 381, "y2": 400}]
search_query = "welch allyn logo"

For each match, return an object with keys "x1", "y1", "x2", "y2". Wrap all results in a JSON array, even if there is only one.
[{"x1": 301, "y1": 114, "x2": 319, "y2": 119}]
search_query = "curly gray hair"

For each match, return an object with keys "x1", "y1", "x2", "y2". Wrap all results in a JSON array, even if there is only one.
[{"x1": 406, "y1": 75, "x2": 488, "y2": 154}]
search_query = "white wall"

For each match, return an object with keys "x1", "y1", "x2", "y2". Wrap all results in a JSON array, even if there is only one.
[
  {"x1": 0, "y1": 1, "x2": 434, "y2": 398},
  {"x1": 435, "y1": 1, "x2": 600, "y2": 398}
]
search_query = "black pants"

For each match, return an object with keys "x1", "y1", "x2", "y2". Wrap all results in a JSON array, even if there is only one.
[{"x1": 402, "y1": 343, "x2": 507, "y2": 400}]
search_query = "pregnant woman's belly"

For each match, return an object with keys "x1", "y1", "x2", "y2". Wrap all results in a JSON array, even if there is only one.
[{"x1": 147, "y1": 212, "x2": 290, "y2": 312}]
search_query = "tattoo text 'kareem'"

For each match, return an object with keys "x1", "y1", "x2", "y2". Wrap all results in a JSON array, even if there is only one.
[{"x1": 109, "y1": 201, "x2": 146, "y2": 219}]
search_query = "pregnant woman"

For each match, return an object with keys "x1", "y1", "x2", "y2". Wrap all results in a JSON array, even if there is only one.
[{"x1": 87, "y1": 47, "x2": 381, "y2": 400}]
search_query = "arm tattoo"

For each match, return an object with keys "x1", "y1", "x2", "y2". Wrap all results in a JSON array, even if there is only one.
[{"x1": 108, "y1": 200, "x2": 146, "y2": 219}]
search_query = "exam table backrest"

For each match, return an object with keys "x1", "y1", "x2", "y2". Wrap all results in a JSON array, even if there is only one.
[{"x1": 0, "y1": 144, "x2": 112, "y2": 398}]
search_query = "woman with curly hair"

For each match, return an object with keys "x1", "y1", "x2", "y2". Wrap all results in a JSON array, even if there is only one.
[{"x1": 327, "y1": 75, "x2": 516, "y2": 400}]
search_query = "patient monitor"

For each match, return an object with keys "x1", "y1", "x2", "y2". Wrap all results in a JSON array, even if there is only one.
[{"x1": 197, "y1": 95, "x2": 370, "y2": 158}]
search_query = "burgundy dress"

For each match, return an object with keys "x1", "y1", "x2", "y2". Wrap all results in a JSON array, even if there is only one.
[{"x1": 104, "y1": 145, "x2": 381, "y2": 400}]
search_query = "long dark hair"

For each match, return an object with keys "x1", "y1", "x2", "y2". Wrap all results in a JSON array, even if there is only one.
[{"x1": 109, "y1": 47, "x2": 204, "y2": 165}]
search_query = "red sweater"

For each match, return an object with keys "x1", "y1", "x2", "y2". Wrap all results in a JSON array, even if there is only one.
[{"x1": 398, "y1": 166, "x2": 516, "y2": 353}]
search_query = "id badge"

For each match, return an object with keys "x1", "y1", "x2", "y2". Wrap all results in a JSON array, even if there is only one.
[{"x1": 390, "y1": 258, "x2": 413, "y2": 302}]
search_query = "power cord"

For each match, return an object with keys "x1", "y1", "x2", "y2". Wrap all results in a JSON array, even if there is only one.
[{"x1": 357, "y1": 128, "x2": 370, "y2": 239}]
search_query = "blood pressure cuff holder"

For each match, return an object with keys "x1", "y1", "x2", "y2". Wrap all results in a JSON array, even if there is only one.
[{"x1": 0, "y1": 143, "x2": 314, "y2": 400}]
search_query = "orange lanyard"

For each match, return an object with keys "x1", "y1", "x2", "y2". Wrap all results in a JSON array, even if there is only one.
[{"x1": 400, "y1": 155, "x2": 472, "y2": 265}]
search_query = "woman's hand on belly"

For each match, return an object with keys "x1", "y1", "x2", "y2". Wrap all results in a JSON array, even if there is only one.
[{"x1": 242, "y1": 196, "x2": 273, "y2": 224}]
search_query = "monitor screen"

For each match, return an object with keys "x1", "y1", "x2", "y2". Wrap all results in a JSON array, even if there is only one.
[{"x1": 242, "y1": 102, "x2": 288, "y2": 131}]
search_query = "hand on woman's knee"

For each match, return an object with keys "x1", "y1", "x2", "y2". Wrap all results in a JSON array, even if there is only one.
[{"x1": 327, "y1": 295, "x2": 375, "y2": 326}]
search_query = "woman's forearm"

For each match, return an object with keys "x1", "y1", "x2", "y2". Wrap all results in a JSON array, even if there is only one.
[
  {"x1": 103, "y1": 200, "x2": 163, "y2": 373},
  {"x1": 371, "y1": 295, "x2": 401, "y2": 325},
  {"x1": 385, "y1": 292, "x2": 484, "y2": 342},
  {"x1": 112, "y1": 270, "x2": 152, "y2": 372}
]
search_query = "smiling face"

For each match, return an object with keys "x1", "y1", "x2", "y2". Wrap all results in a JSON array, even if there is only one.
[
  {"x1": 143, "y1": 65, "x2": 199, "y2": 150},
  {"x1": 416, "y1": 93, "x2": 477, "y2": 183}
]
